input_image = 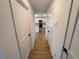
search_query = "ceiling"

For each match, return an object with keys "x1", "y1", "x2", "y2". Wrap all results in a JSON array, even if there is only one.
[{"x1": 29, "y1": 0, "x2": 53, "y2": 13}]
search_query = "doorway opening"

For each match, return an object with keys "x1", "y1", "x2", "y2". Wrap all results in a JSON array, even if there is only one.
[{"x1": 39, "y1": 20, "x2": 43, "y2": 28}]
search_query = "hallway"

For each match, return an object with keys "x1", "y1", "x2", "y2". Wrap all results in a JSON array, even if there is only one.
[
  {"x1": 0, "y1": 0, "x2": 79, "y2": 59},
  {"x1": 28, "y1": 29, "x2": 52, "y2": 59}
]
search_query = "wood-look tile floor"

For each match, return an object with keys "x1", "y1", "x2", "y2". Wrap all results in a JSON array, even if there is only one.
[{"x1": 28, "y1": 29, "x2": 53, "y2": 59}]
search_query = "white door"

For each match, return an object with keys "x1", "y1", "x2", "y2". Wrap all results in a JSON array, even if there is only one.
[
  {"x1": 67, "y1": 9, "x2": 79, "y2": 59},
  {"x1": 62, "y1": 0, "x2": 79, "y2": 59}
]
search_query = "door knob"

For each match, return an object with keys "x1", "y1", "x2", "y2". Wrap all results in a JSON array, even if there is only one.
[{"x1": 28, "y1": 33, "x2": 31, "y2": 36}]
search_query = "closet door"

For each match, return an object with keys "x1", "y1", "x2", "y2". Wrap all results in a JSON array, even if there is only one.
[
  {"x1": 67, "y1": 9, "x2": 79, "y2": 59},
  {"x1": 62, "y1": 0, "x2": 79, "y2": 59},
  {"x1": 11, "y1": 0, "x2": 32, "y2": 59}
]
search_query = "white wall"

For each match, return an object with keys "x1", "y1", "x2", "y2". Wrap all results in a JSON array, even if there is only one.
[
  {"x1": 0, "y1": 0, "x2": 20, "y2": 59},
  {"x1": 11, "y1": 0, "x2": 35, "y2": 59},
  {"x1": 47, "y1": 0, "x2": 72, "y2": 59},
  {"x1": 35, "y1": 18, "x2": 39, "y2": 32},
  {"x1": 46, "y1": 16, "x2": 54, "y2": 48}
]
